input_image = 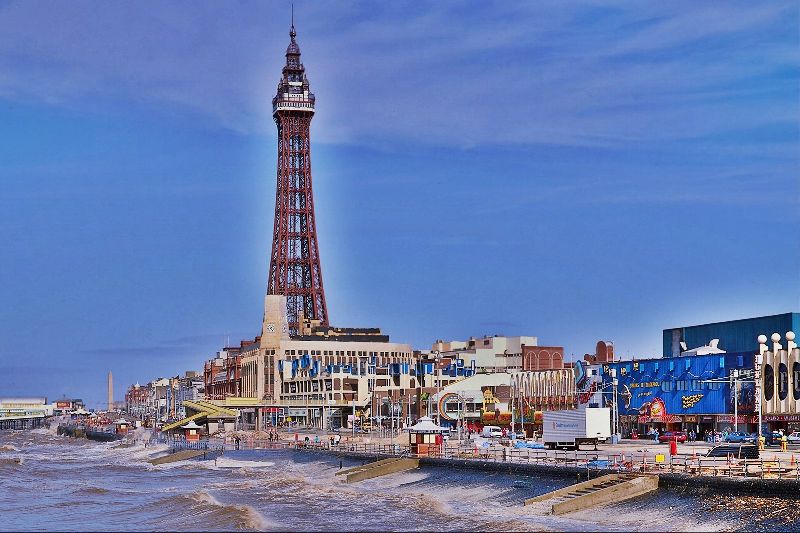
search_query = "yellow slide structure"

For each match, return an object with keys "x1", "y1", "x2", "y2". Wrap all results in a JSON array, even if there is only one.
[{"x1": 161, "y1": 400, "x2": 238, "y2": 432}]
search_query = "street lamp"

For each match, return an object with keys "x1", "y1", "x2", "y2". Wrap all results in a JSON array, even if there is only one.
[
  {"x1": 433, "y1": 352, "x2": 440, "y2": 425},
  {"x1": 731, "y1": 369, "x2": 739, "y2": 433},
  {"x1": 755, "y1": 335, "x2": 766, "y2": 446},
  {"x1": 611, "y1": 368, "x2": 619, "y2": 444}
]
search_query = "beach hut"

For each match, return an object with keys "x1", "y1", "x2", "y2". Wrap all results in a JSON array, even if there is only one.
[
  {"x1": 405, "y1": 416, "x2": 448, "y2": 456},
  {"x1": 115, "y1": 418, "x2": 130, "y2": 435},
  {"x1": 181, "y1": 420, "x2": 203, "y2": 442}
]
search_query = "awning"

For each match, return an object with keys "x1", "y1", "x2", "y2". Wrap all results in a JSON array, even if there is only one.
[{"x1": 405, "y1": 416, "x2": 448, "y2": 434}]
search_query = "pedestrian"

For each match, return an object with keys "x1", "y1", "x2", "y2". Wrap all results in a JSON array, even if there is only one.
[{"x1": 653, "y1": 429, "x2": 659, "y2": 442}]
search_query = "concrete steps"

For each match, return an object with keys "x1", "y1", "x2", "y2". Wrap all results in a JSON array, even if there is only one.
[
  {"x1": 335, "y1": 457, "x2": 420, "y2": 483},
  {"x1": 525, "y1": 473, "x2": 658, "y2": 515}
]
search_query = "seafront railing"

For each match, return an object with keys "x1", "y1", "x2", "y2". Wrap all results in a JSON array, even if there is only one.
[{"x1": 308, "y1": 441, "x2": 800, "y2": 480}]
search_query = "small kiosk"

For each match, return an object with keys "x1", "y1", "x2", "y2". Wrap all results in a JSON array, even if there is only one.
[
  {"x1": 406, "y1": 416, "x2": 449, "y2": 456},
  {"x1": 181, "y1": 420, "x2": 203, "y2": 443},
  {"x1": 115, "y1": 418, "x2": 130, "y2": 435}
]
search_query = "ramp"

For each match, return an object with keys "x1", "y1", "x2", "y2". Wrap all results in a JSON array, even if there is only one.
[
  {"x1": 148, "y1": 449, "x2": 206, "y2": 465},
  {"x1": 525, "y1": 473, "x2": 658, "y2": 515},
  {"x1": 335, "y1": 458, "x2": 419, "y2": 483}
]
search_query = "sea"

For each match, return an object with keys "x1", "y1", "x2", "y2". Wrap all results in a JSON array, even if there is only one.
[{"x1": 1, "y1": 427, "x2": 799, "y2": 532}]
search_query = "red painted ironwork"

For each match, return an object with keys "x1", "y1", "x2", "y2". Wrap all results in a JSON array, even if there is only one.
[{"x1": 267, "y1": 22, "x2": 328, "y2": 334}]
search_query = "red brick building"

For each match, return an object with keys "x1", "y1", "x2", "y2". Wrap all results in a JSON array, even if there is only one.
[
  {"x1": 522, "y1": 345, "x2": 564, "y2": 371},
  {"x1": 203, "y1": 344, "x2": 248, "y2": 400}
]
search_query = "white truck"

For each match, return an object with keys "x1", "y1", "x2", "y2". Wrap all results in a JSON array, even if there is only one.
[{"x1": 541, "y1": 407, "x2": 611, "y2": 450}]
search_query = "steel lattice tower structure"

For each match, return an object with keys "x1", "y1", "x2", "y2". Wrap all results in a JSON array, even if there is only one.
[{"x1": 267, "y1": 22, "x2": 328, "y2": 334}]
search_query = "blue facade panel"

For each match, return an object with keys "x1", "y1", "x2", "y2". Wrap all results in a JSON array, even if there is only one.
[
  {"x1": 602, "y1": 352, "x2": 755, "y2": 419},
  {"x1": 663, "y1": 313, "x2": 800, "y2": 357}
]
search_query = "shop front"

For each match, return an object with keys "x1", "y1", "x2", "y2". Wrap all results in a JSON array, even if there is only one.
[{"x1": 763, "y1": 414, "x2": 800, "y2": 434}]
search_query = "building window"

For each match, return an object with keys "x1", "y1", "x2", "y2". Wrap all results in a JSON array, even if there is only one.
[
  {"x1": 764, "y1": 364, "x2": 775, "y2": 401},
  {"x1": 779, "y1": 363, "x2": 789, "y2": 401},
  {"x1": 661, "y1": 381, "x2": 672, "y2": 392},
  {"x1": 792, "y1": 362, "x2": 800, "y2": 401},
  {"x1": 691, "y1": 380, "x2": 700, "y2": 390}
]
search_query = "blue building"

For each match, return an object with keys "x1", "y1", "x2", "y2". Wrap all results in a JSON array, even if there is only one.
[
  {"x1": 663, "y1": 313, "x2": 800, "y2": 358},
  {"x1": 602, "y1": 352, "x2": 755, "y2": 436}
]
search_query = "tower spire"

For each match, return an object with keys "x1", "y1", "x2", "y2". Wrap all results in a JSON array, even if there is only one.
[{"x1": 290, "y1": 4, "x2": 296, "y2": 41}]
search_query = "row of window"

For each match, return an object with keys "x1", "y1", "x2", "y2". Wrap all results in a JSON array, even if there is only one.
[
  {"x1": 660, "y1": 379, "x2": 722, "y2": 392},
  {"x1": 284, "y1": 349, "x2": 410, "y2": 357}
]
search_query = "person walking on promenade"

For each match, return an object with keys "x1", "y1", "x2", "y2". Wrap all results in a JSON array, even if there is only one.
[{"x1": 653, "y1": 428, "x2": 659, "y2": 442}]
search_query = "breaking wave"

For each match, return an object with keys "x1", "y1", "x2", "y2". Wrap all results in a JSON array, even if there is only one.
[{"x1": 167, "y1": 491, "x2": 272, "y2": 531}]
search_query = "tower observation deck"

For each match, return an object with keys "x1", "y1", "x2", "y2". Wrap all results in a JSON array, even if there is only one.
[{"x1": 267, "y1": 22, "x2": 328, "y2": 335}]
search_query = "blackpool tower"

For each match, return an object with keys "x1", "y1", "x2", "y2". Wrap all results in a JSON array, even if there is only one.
[{"x1": 267, "y1": 21, "x2": 328, "y2": 334}]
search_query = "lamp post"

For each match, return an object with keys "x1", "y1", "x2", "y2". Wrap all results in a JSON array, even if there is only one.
[
  {"x1": 732, "y1": 369, "x2": 739, "y2": 433},
  {"x1": 434, "y1": 353, "x2": 440, "y2": 425},
  {"x1": 611, "y1": 368, "x2": 619, "y2": 444},
  {"x1": 510, "y1": 380, "x2": 515, "y2": 434},
  {"x1": 755, "y1": 336, "x2": 765, "y2": 446}
]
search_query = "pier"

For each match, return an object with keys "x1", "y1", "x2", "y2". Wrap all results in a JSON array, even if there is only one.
[{"x1": 0, "y1": 417, "x2": 46, "y2": 430}]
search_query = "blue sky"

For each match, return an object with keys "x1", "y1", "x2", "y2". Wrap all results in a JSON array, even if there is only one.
[{"x1": 0, "y1": 1, "x2": 797, "y2": 408}]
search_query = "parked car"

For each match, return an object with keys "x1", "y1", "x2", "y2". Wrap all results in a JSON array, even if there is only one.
[
  {"x1": 657, "y1": 431, "x2": 687, "y2": 443},
  {"x1": 724, "y1": 431, "x2": 755, "y2": 443},
  {"x1": 481, "y1": 425, "x2": 503, "y2": 439},
  {"x1": 788, "y1": 432, "x2": 800, "y2": 444}
]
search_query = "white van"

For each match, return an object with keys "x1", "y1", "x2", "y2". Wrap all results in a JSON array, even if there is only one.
[{"x1": 481, "y1": 425, "x2": 503, "y2": 439}]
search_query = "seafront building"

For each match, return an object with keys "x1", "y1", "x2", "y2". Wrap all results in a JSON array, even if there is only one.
[
  {"x1": 598, "y1": 314, "x2": 800, "y2": 437},
  {"x1": 0, "y1": 398, "x2": 52, "y2": 429},
  {"x1": 124, "y1": 371, "x2": 203, "y2": 424},
  {"x1": 601, "y1": 350, "x2": 756, "y2": 437},
  {"x1": 663, "y1": 313, "x2": 800, "y2": 357},
  {"x1": 757, "y1": 331, "x2": 800, "y2": 433}
]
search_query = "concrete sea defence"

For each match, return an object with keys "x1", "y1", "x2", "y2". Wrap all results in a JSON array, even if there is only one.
[{"x1": 301, "y1": 446, "x2": 800, "y2": 497}]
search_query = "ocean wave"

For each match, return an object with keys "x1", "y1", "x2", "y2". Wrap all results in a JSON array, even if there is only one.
[
  {"x1": 167, "y1": 491, "x2": 272, "y2": 531},
  {"x1": 74, "y1": 486, "x2": 112, "y2": 495}
]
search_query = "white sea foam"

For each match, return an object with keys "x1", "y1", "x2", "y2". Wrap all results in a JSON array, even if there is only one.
[{"x1": 211, "y1": 457, "x2": 276, "y2": 469}]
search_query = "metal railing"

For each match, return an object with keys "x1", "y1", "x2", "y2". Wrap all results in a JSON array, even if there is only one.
[{"x1": 303, "y1": 441, "x2": 800, "y2": 480}]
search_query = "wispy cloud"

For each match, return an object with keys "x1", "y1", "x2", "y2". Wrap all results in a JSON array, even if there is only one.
[
  {"x1": 78, "y1": 333, "x2": 236, "y2": 358},
  {"x1": 0, "y1": 1, "x2": 795, "y2": 149}
]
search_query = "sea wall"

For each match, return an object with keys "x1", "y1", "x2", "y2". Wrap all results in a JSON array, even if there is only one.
[{"x1": 302, "y1": 447, "x2": 800, "y2": 497}]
